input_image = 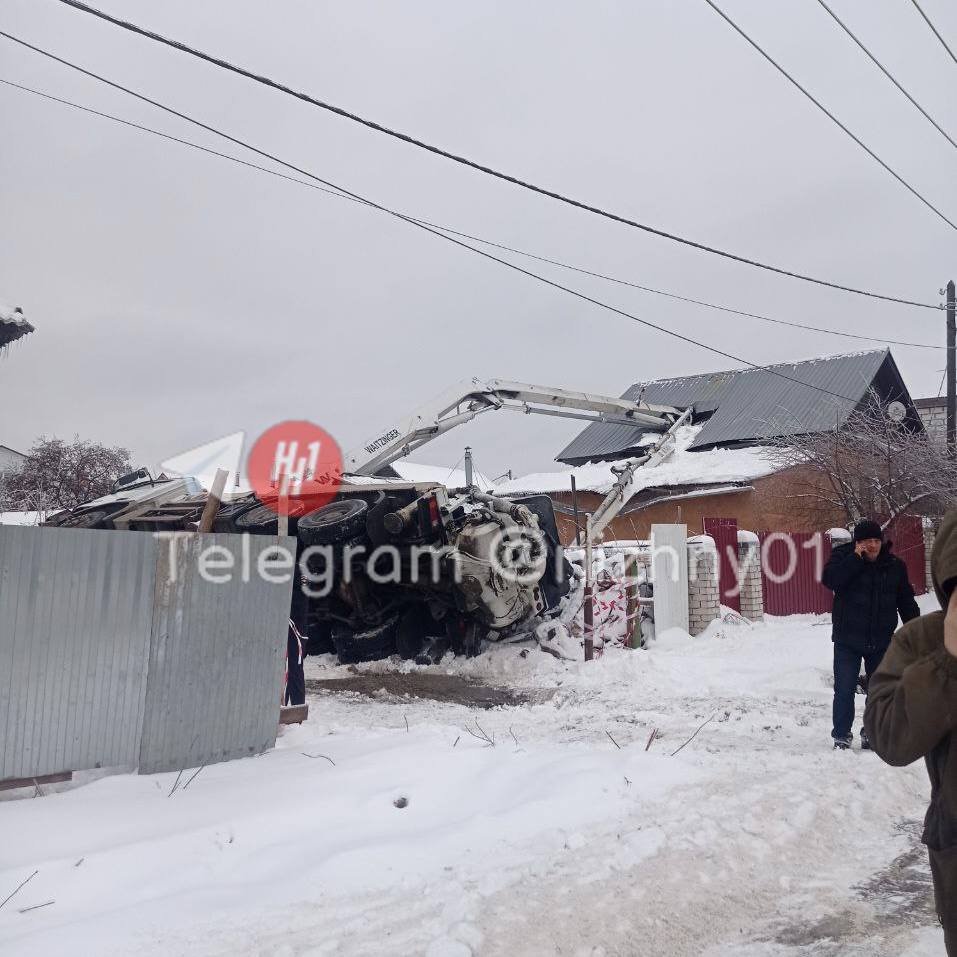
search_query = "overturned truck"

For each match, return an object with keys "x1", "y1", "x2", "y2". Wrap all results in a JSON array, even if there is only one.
[{"x1": 44, "y1": 379, "x2": 686, "y2": 662}]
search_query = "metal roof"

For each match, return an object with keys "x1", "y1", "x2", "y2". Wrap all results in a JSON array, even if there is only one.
[{"x1": 557, "y1": 350, "x2": 901, "y2": 463}]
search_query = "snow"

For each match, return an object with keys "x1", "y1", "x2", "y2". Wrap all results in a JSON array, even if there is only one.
[
  {"x1": 737, "y1": 528, "x2": 760, "y2": 544},
  {"x1": 828, "y1": 526, "x2": 853, "y2": 542},
  {"x1": 0, "y1": 303, "x2": 30, "y2": 327},
  {"x1": 493, "y1": 426, "x2": 780, "y2": 496},
  {"x1": 0, "y1": 595, "x2": 945, "y2": 956},
  {"x1": 0, "y1": 511, "x2": 45, "y2": 526}
]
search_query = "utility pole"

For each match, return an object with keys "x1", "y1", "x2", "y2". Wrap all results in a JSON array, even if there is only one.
[
  {"x1": 947, "y1": 280, "x2": 956, "y2": 457},
  {"x1": 583, "y1": 513, "x2": 594, "y2": 661}
]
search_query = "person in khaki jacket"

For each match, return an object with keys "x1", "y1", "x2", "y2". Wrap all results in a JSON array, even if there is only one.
[{"x1": 865, "y1": 510, "x2": 957, "y2": 953}]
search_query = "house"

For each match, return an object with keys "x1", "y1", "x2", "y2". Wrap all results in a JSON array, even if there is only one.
[
  {"x1": 0, "y1": 444, "x2": 26, "y2": 480},
  {"x1": 0, "y1": 303, "x2": 34, "y2": 348},
  {"x1": 913, "y1": 396, "x2": 947, "y2": 444},
  {"x1": 495, "y1": 349, "x2": 923, "y2": 544}
]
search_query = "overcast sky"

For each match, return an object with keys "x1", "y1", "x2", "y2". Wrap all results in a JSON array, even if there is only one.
[{"x1": 2, "y1": 0, "x2": 956, "y2": 481}]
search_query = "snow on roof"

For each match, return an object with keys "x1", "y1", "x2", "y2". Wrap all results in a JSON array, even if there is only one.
[
  {"x1": 494, "y1": 426, "x2": 781, "y2": 496},
  {"x1": 391, "y1": 460, "x2": 495, "y2": 491},
  {"x1": 0, "y1": 303, "x2": 35, "y2": 348}
]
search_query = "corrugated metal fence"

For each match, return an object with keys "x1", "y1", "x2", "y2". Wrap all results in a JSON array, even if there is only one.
[{"x1": 0, "y1": 526, "x2": 293, "y2": 782}]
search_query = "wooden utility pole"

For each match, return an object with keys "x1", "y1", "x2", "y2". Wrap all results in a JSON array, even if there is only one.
[
  {"x1": 947, "y1": 279, "x2": 956, "y2": 457},
  {"x1": 197, "y1": 469, "x2": 228, "y2": 533},
  {"x1": 570, "y1": 474, "x2": 582, "y2": 546}
]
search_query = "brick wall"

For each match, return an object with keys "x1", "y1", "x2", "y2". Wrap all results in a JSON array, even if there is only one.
[
  {"x1": 552, "y1": 465, "x2": 848, "y2": 546},
  {"x1": 915, "y1": 398, "x2": 947, "y2": 445},
  {"x1": 737, "y1": 539, "x2": 764, "y2": 622},
  {"x1": 924, "y1": 520, "x2": 936, "y2": 595},
  {"x1": 688, "y1": 539, "x2": 720, "y2": 636}
]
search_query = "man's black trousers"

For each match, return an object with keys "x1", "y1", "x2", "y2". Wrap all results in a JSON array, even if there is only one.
[{"x1": 832, "y1": 642, "x2": 885, "y2": 740}]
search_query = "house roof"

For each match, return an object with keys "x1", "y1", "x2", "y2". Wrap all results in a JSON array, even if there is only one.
[
  {"x1": 0, "y1": 304, "x2": 34, "y2": 348},
  {"x1": 913, "y1": 396, "x2": 945, "y2": 410},
  {"x1": 495, "y1": 426, "x2": 780, "y2": 496},
  {"x1": 557, "y1": 349, "x2": 918, "y2": 464}
]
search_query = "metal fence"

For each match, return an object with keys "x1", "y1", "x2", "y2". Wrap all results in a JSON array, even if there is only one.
[{"x1": 0, "y1": 525, "x2": 294, "y2": 782}]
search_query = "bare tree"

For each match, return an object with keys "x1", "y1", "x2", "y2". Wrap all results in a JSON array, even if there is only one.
[
  {"x1": 766, "y1": 393, "x2": 957, "y2": 529},
  {"x1": 0, "y1": 435, "x2": 131, "y2": 513}
]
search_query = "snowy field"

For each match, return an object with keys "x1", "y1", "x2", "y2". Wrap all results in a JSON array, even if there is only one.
[{"x1": 0, "y1": 596, "x2": 945, "y2": 957}]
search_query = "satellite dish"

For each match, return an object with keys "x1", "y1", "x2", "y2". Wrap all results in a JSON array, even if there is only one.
[{"x1": 887, "y1": 401, "x2": 907, "y2": 423}]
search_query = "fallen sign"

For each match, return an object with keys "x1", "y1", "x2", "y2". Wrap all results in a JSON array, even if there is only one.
[{"x1": 279, "y1": 704, "x2": 309, "y2": 725}]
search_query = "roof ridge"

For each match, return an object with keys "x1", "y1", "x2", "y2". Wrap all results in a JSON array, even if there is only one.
[{"x1": 634, "y1": 348, "x2": 888, "y2": 390}]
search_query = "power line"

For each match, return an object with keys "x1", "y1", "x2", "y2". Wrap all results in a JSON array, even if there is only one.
[
  {"x1": 40, "y1": 0, "x2": 943, "y2": 309},
  {"x1": 1, "y1": 75, "x2": 945, "y2": 354},
  {"x1": 703, "y1": 0, "x2": 957, "y2": 232},
  {"x1": 910, "y1": 0, "x2": 957, "y2": 68},
  {"x1": 815, "y1": 0, "x2": 957, "y2": 153},
  {"x1": 0, "y1": 38, "x2": 867, "y2": 405}
]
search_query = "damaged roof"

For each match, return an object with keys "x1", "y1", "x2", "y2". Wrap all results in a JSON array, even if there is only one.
[
  {"x1": 557, "y1": 349, "x2": 918, "y2": 464},
  {"x1": 0, "y1": 304, "x2": 35, "y2": 348}
]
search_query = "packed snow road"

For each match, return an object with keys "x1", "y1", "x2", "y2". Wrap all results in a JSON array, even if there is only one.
[{"x1": 0, "y1": 599, "x2": 945, "y2": 956}]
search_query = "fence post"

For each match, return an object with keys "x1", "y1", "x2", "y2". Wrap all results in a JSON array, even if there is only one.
[
  {"x1": 736, "y1": 531, "x2": 764, "y2": 622},
  {"x1": 651, "y1": 524, "x2": 689, "y2": 634},
  {"x1": 687, "y1": 535, "x2": 720, "y2": 635}
]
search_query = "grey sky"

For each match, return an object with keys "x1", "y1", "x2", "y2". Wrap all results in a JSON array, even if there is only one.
[{"x1": 1, "y1": 0, "x2": 955, "y2": 481}]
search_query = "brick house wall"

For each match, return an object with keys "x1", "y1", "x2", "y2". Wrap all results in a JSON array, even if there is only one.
[
  {"x1": 914, "y1": 397, "x2": 947, "y2": 445},
  {"x1": 550, "y1": 464, "x2": 847, "y2": 546}
]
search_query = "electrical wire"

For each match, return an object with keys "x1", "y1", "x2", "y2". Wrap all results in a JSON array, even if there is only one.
[
  {"x1": 0, "y1": 40, "x2": 892, "y2": 404},
  {"x1": 703, "y1": 0, "x2": 957, "y2": 231},
  {"x1": 910, "y1": 0, "x2": 957, "y2": 68},
  {"x1": 814, "y1": 0, "x2": 957, "y2": 153},
  {"x1": 0, "y1": 76, "x2": 944, "y2": 352},
  {"x1": 35, "y1": 2, "x2": 944, "y2": 309}
]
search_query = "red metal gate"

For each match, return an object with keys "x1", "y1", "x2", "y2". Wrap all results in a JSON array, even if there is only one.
[
  {"x1": 885, "y1": 514, "x2": 927, "y2": 595},
  {"x1": 703, "y1": 517, "x2": 740, "y2": 612},
  {"x1": 758, "y1": 531, "x2": 834, "y2": 615}
]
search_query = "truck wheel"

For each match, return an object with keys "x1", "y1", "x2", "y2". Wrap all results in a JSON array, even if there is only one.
[
  {"x1": 234, "y1": 503, "x2": 303, "y2": 536},
  {"x1": 332, "y1": 615, "x2": 398, "y2": 664},
  {"x1": 298, "y1": 499, "x2": 368, "y2": 547}
]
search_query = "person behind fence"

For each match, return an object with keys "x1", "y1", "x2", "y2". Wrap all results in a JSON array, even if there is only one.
[
  {"x1": 822, "y1": 519, "x2": 919, "y2": 751},
  {"x1": 864, "y1": 510, "x2": 957, "y2": 954}
]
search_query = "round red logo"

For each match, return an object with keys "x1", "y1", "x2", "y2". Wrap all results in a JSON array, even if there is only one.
[{"x1": 247, "y1": 420, "x2": 343, "y2": 516}]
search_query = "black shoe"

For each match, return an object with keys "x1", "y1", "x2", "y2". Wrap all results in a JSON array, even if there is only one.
[
  {"x1": 833, "y1": 734, "x2": 853, "y2": 750},
  {"x1": 860, "y1": 731, "x2": 872, "y2": 751}
]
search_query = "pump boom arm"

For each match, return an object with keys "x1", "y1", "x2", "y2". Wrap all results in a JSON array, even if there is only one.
[{"x1": 344, "y1": 378, "x2": 683, "y2": 476}]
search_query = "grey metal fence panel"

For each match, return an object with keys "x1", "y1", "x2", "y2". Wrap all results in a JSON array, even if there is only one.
[
  {"x1": 137, "y1": 533, "x2": 293, "y2": 774},
  {"x1": 0, "y1": 526, "x2": 155, "y2": 780}
]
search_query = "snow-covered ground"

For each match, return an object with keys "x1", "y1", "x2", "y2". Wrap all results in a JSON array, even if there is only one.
[{"x1": 0, "y1": 597, "x2": 945, "y2": 956}]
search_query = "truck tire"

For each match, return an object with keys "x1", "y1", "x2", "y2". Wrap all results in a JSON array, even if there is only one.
[
  {"x1": 298, "y1": 499, "x2": 368, "y2": 547},
  {"x1": 234, "y1": 503, "x2": 303, "y2": 536},
  {"x1": 332, "y1": 615, "x2": 398, "y2": 664}
]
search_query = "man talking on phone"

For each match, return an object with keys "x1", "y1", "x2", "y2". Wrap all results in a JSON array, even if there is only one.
[
  {"x1": 865, "y1": 510, "x2": 957, "y2": 953},
  {"x1": 822, "y1": 519, "x2": 919, "y2": 751}
]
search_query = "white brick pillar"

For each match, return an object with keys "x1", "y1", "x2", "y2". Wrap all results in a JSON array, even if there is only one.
[
  {"x1": 687, "y1": 536, "x2": 719, "y2": 636},
  {"x1": 923, "y1": 519, "x2": 936, "y2": 595},
  {"x1": 736, "y1": 531, "x2": 764, "y2": 622}
]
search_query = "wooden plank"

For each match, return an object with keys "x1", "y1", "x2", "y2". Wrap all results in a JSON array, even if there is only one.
[
  {"x1": 0, "y1": 770, "x2": 72, "y2": 792},
  {"x1": 279, "y1": 704, "x2": 309, "y2": 725}
]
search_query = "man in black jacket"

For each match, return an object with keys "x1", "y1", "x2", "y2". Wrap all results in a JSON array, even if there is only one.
[{"x1": 822, "y1": 519, "x2": 920, "y2": 750}]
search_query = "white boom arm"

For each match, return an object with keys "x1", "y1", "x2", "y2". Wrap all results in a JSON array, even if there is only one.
[
  {"x1": 585, "y1": 406, "x2": 694, "y2": 544},
  {"x1": 344, "y1": 378, "x2": 684, "y2": 476}
]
